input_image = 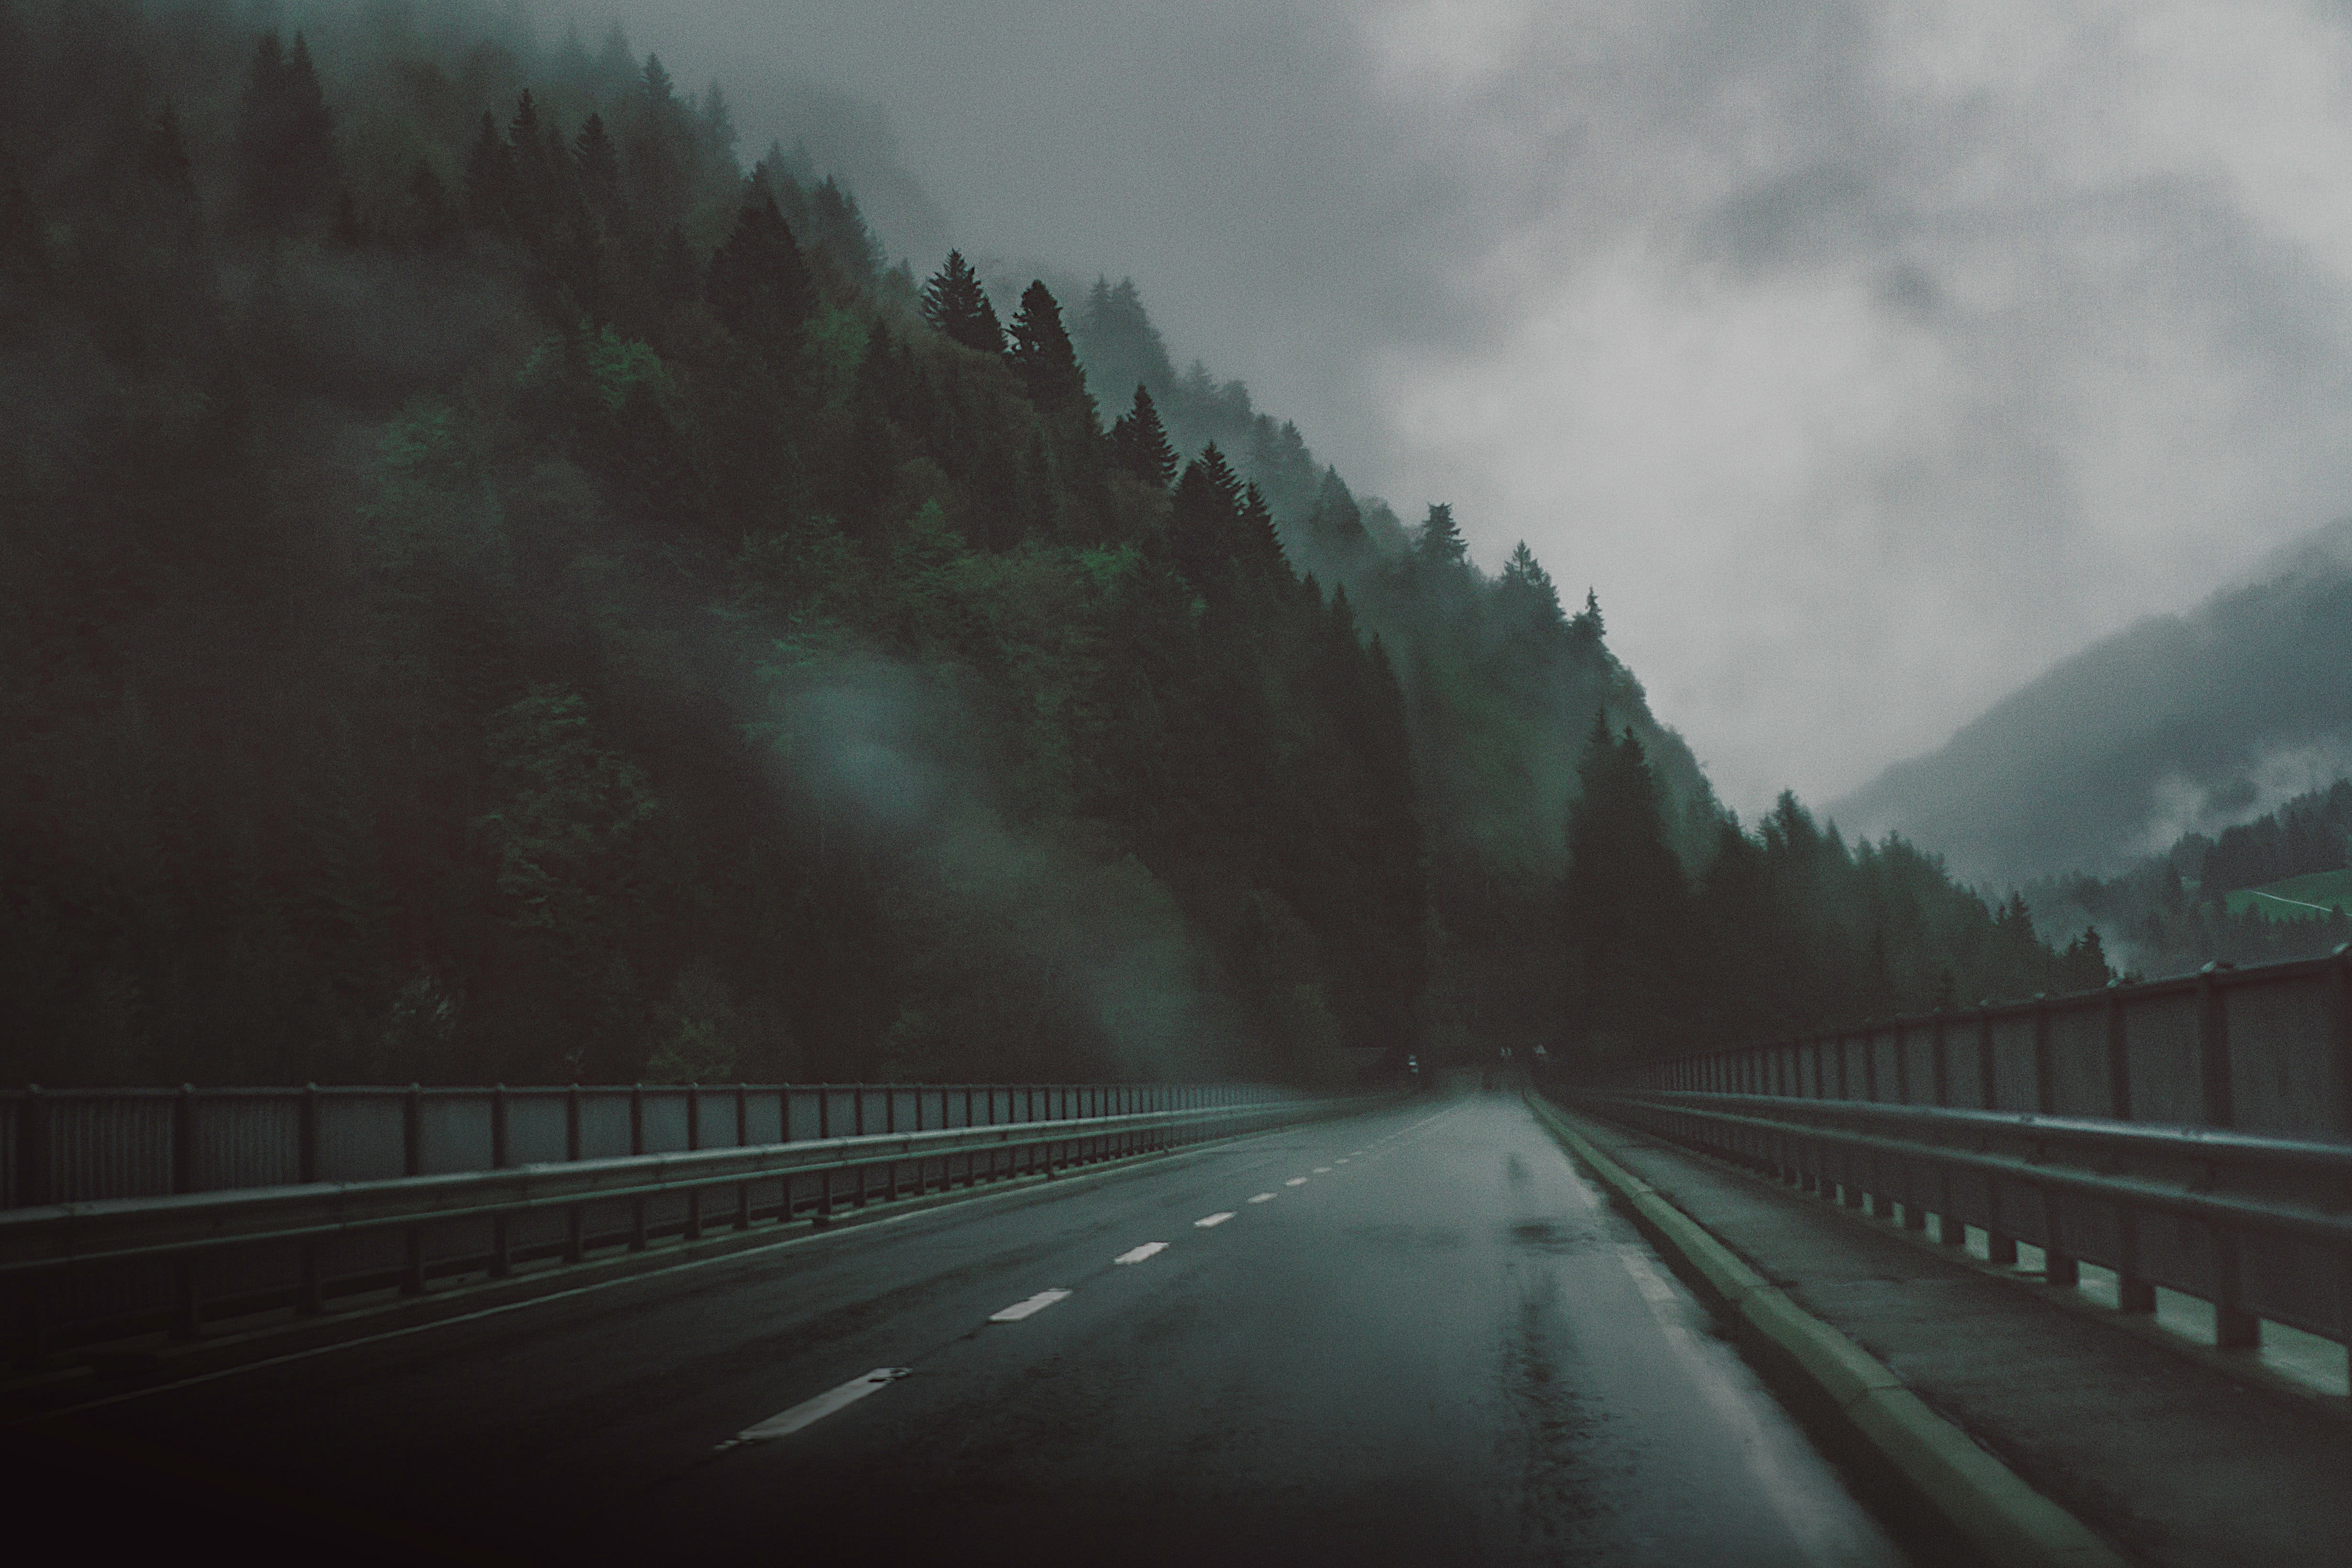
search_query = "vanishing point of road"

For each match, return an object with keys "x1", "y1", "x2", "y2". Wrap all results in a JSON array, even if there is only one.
[{"x1": 35, "y1": 1094, "x2": 1913, "y2": 1566}]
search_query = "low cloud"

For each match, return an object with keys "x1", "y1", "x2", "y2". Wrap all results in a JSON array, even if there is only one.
[{"x1": 602, "y1": 0, "x2": 2352, "y2": 815}]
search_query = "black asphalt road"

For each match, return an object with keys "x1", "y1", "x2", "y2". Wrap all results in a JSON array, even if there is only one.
[{"x1": 26, "y1": 1094, "x2": 1911, "y2": 1566}]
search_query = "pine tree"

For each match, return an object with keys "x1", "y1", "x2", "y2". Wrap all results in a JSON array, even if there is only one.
[
  {"x1": 1008, "y1": 280, "x2": 1092, "y2": 415},
  {"x1": 706, "y1": 189, "x2": 813, "y2": 357},
  {"x1": 699, "y1": 82, "x2": 738, "y2": 168},
  {"x1": 1169, "y1": 443, "x2": 1245, "y2": 589},
  {"x1": 1500, "y1": 541, "x2": 1565, "y2": 629},
  {"x1": 505, "y1": 90, "x2": 553, "y2": 239},
  {"x1": 1238, "y1": 481, "x2": 1287, "y2": 581},
  {"x1": 1308, "y1": 466, "x2": 1367, "y2": 552},
  {"x1": 1108, "y1": 384, "x2": 1177, "y2": 487},
  {"x1": 1072, "y1": 276, "x2": 1177, "y2": 414},
  {"x1": 574, "y1": 114, "x2": 622, "y2": 221},
  {"x1": 1569, "y1": 588, "x2": 1605, "y2": 647},
  {"x1": 464, "y1": 111, "x2": 513, "y2": 231},
  {"x1": 919, "y1": 250, "x2": 1004, "y2": 355},
  {"x1": 233, "y1": 32, "x2": 340, "y2": 235},
  {"x1": 808, "y1": 176, "x2": 882, "y2": 283},
  {"x1": 1415, "y1": 502, "x2": 1468, "y2": 567},
  {"x1": 1563, "y1": 717, "x2": 1689, "y2": 1063}
]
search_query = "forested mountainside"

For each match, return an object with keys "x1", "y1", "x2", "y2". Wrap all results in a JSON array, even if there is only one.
[
  {"x1": 0, "y1": 1, "x2": 2106, "y2": 1088},
  {"x1": 1835, "y1": 518, "x2": 2352, "y2": 886},
  {"x1": 2026, "y1": 779, "x2": 2352, "y2": 978}
]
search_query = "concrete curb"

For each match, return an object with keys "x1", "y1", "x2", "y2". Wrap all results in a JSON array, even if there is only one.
[{"x1": 1524, "y1": 1092, "x2": 2133, "y2": 1568}]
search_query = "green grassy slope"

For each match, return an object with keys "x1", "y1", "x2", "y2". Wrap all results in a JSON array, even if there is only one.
[{"x1": 2225, "y1": 868, "x2": 2352, "y2": 920}]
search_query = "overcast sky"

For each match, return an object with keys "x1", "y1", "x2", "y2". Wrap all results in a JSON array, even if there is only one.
[{"x1": 596, "y1": 0, "x2": 2352, "y2": 817}]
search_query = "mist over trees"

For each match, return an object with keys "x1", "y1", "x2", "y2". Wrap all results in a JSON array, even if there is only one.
[
  {"x1": 0, "y1": 0, "x2": 2106, "y2": 1088},
  {"x1": 1835, "y1": 528, "x2": 2352, "y2": 887},
  {"x1": 2027, "y1": 779, "x2": 2352, "y2": 977}
]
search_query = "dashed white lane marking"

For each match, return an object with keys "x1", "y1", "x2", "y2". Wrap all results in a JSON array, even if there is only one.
[
  {"x1": 1195, "y1": 1212, "x2": 1236, "y2": 1228},
  {"x1": 989, "y1": 1289, "x2": 1072, "y2": 1322},
  {"x1": 1284, "y1": 1176, "x2": 1310, "y2": 1187},
  {"x1": 729, "y1": 1368, "x2": 910, "y2": 1446},
  {"x1": 1248, "y1": 1192, "x2": 1278, "y2": 1204},
  {"x1": 1114, "y1": 1242, "x2": 1169, "y2": 1264},
  {"x1": 1335, "y1": 1159, "x2": 1350, "y2": 1165},
  {"x1": 1313, "y1": 1166, "x2": 1332, "y2": 1173}
]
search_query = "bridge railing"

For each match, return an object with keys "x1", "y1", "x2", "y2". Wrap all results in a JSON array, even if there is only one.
[
  {"x1": 0, "y1": 1081, "x2": 1273, "y2": 1211},
  {"x1": 1559, "y1": 950, "x2": 2352, "y2": 1358},
  {"x1": 0, "y1": 1082, "x2": 1329, "y2": 1363}
]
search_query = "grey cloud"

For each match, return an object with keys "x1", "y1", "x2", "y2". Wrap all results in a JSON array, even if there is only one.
[{"x1": 587, "y1": 0, "x2": 2352, "y2": 818}]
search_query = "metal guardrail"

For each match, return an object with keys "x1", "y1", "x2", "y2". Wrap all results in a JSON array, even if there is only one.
[
  {"x1": 3, "y1": 1093, "x2": 1342, "y2": 1363},
  {"x1": 0, "y1": 1081, "x2": 1266, "y2": 1211},
  {"x1": 1564, "y1": 948, "x2": 2352, "y2": 1358}
]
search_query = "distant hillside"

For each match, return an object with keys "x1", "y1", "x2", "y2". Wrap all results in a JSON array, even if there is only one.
[{"x1": 1834, "y1": 520, "x2": 2352, "y2": 885}]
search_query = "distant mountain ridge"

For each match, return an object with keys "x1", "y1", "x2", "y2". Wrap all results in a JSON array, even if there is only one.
[{"x1": 1833, "y1": 520, "x2": 2352, "y2": 885}]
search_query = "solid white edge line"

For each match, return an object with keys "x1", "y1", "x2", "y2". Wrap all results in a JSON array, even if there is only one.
[
  {"x1": 732, "y1": 1367, "x2": 910, "y2": 1445},
  {"x1": 1194, "y1": 1212, "x2": 1236, "y2": 1228},
  {"x1": 1113, "y1": 1242, "x2": 1169, "y2": 1265},
  {"x1": 988, "y1": 1288, "x2": 1072, "y2": 1323}
]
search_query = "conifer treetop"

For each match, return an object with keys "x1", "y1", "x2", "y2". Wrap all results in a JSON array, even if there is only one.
[{"x1": 919, "y1": 250, "x2": 1004, "y2": 356}]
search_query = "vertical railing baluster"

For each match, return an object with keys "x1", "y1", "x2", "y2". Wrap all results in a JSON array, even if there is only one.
[
  {"x1": 402, "y1": 1084, "x2": 427, "y2": 1294},
  {"x1": 628, "y1": 1084, "x2": 648, "y2": 1252},
  {"x1": 298, "y1": 1083, "x2": 323, "y2": 1312},
  {"x1": 563, "y1": 1084, "x2": 584, "y2": 1264},
  {"x1": 489, "y1": 1083, "x2": 512, "y2": 1278}
]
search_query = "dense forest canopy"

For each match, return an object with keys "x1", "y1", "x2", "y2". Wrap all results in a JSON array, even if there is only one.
[{"x1": 0, "y1": 0, "x2": 2109, "y2": 1088}]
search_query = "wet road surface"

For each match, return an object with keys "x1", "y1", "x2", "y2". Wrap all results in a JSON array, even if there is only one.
[{"x1": 32, "y1": 1094, "x2": 1912, "y2": 1566}]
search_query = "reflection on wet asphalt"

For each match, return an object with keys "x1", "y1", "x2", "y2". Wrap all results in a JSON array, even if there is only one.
[{"x1": 65, "y1": 1094, "x2": 1910, "y2": 1566}]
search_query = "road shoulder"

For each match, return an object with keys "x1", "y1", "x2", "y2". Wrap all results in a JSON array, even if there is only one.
[{"x1": 1528, "y1": 1093, "x2": 2352, "y2": 1568}]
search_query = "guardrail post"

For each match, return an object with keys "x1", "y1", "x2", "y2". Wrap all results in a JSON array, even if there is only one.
[
  {"x1": 852, "y1": 1085, "x2": 870, "y2": 1208},
  {"x1": 2030, "y1": 997, "x2": 2078, "y2": 1286},
  {"x1": 2195, "y1": 964, "x2": 2257, "y2": 1347},
  {"x1": 298, "y1": 1083, "x2": 321, "y2": 1183},
  {"x1": 1977, "y1": 1012, "x2": 2017, "y2": 1265},
  {"x1": 401, "y1": 1083, "x2": 427, "y2": 1295},
  {"x1": 2101, "y1": 988, "x2": 2154, "y2": 1311},
  {"x1": 563, "y1": 1084, "x2": 584, "y2": 1264},
  {"x1": 169, "y1": 1083, "x2": 202, "y2": 1338},
  {"x1": 684, "y1": 1084, "x2": 703, "y2": 1241},
  {"x1": 297, "y1": 1082, "x2": 323, "y2": 1313},
  {"x1": 2336, "y1": 945, "x2": 2352, "y2": 1137},
  {"x1": 2212, "y1": 1228, "x2": 2260, "y2": 1349},
  {"x1": 11, "y1": 1090, "x2": 48, "y2": 1363},
  {"x1": 628, "y1": 1085, "x2": 648, "y2": 1251},
  {"x1": 172, "y1": 1083, "x2": 198, "y2": 1195},
  {"x1": 17, "y1": 1083, "x2": 46, "y2": 1208},
  {"x1": 489, "y1": 1085, "x2": 512, "y2": 1278},
  {"x1": 1929, "y1": 1011, "x2": 1966, "y2": 1246},
  {"x1": 735, "y1": 1084, "x2": 752, "y2": 1230}
]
